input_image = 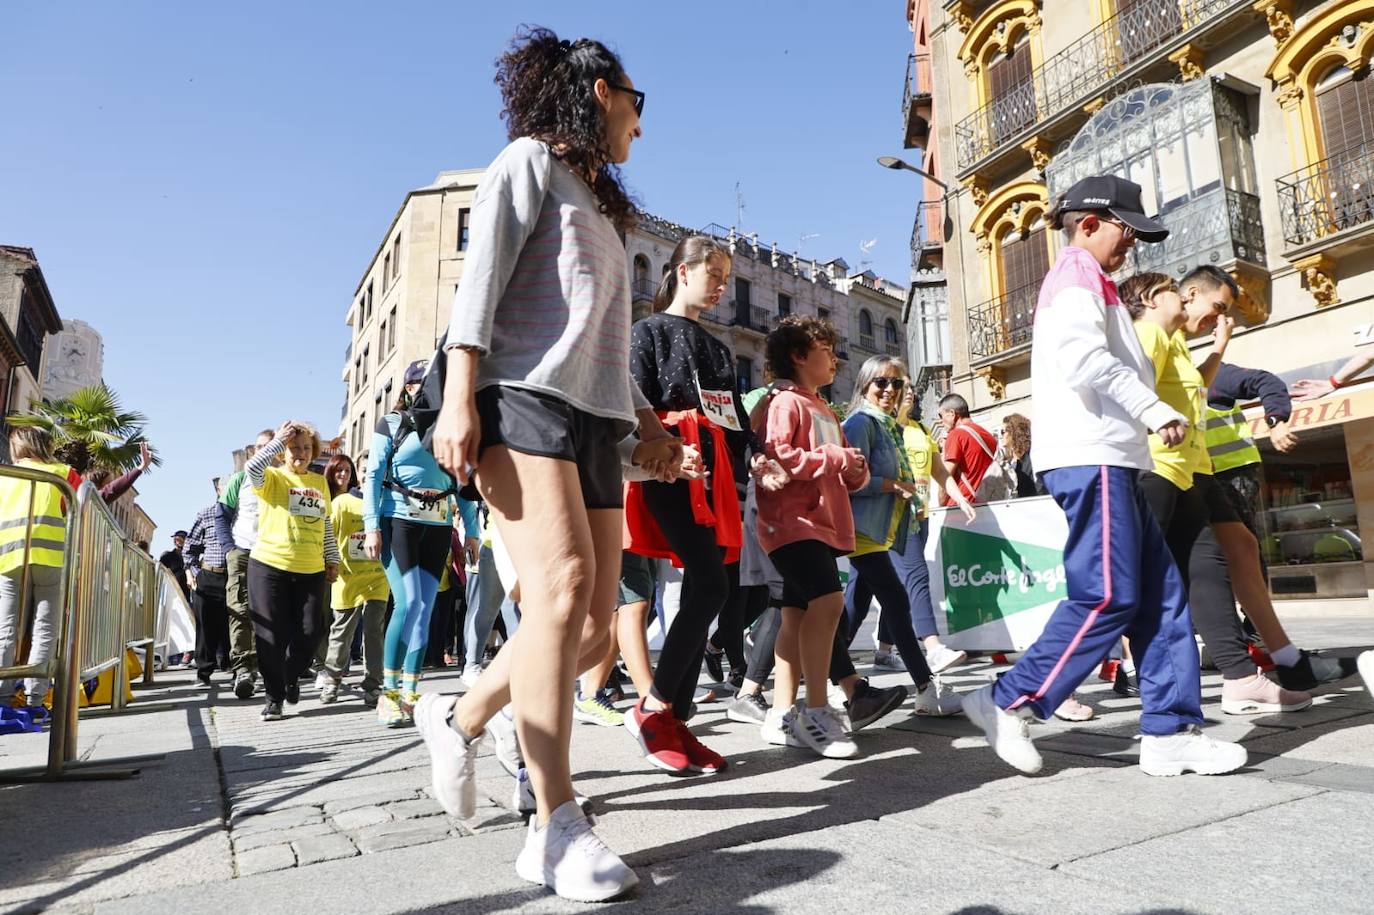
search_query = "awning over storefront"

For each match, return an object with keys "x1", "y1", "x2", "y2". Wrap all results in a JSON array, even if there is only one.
[{"x1": 1243, "y1": 380, "x2": 1374, "y2": 440}]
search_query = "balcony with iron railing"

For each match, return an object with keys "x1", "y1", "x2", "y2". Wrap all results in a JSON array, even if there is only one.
[
  {"x1": 968, "y1": 280, "x2": 1040, "y2": 363},
  {"x1": 954, "y1": 0, "x2": 1253, "y2": 175},
  {"x1": 903, "y1": 52, "x2": 933, "y2": 149},
  {"x1": 1276, "y1": 144, "x2": 1374, "y2": 251},
  {"x1": 910, "y1": 200, "x2": 945, "y2": 272},
  {"x1": 632, "y1": 277, "x2": 658, "y2": 301},
  {"x1": 855, "y1": 334, "x2": 877, "y2": 353},
  {"x1": 1134, "y1": 186, "x2": 1267, "y2": 275},
  {"x1": 884, "y1": 339, "x2": 904, "y2": 357}
]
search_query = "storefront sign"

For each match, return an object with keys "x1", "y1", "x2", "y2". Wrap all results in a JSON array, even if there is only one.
[
  {"x1": 1245, "y1": 383, "x2": 1374, "y2": 439},
  {"x1": 926, "y1": 495, "x2": 1068, "y2": 652}
]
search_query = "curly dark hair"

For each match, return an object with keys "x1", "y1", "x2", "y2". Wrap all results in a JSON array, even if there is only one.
[
  {"x1": 764, "y1": 315, "x2": 839, "y2": 383},
  {"x1": 495, "y1": 25, "x2": 638, "y2": 230}
]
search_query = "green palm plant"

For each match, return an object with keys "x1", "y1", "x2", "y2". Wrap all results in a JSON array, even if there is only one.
[{"x1": 7, "y1": 385, "x2": 159, "y2": 475}]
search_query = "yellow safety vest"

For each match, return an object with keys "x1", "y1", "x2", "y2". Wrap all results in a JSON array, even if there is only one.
[
  {"x1": 1204, "y1": 405, "x2": 1262, "y2": 473},
  {"x1": 0, "y1": 460, "x2": 72, "y2": 575}
]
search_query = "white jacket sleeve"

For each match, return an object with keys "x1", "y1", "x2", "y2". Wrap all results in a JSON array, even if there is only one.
[
  {"x1": 1046, "y1": 287, "x2": 1184, "y2": 433},
  {"x1": 446, "y1": 138, "x2": 553, "y2": 353}
]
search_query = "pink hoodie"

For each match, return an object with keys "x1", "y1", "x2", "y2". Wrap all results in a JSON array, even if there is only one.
[{"x1": 756, "y1": 381, "x2": 870, "y2": 555}]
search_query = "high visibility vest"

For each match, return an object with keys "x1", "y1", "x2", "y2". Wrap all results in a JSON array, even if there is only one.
[
  {"x1": 1204, "y1": 405, "x2": 1262, "y2": 473},
  {"x1": 0, "y1": 460, "x2": 72, "y2": 575}
]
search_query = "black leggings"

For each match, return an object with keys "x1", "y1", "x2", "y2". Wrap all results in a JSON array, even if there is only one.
[
  {"x1": 1188, "y1": 527, "x2": 1254, "y2": 678},
  {"x1": 643, "y1": 480, "x2": 733, "y2": 719},
  {"x1": 744, "y1": 603, "x2": 858, "y2": 687},
  {"x1": 847, "y1": 552, "x2": 933, "y2": 686},
  {"x1": 1139, "y1": 472, "x2": 1209, "y2": 591},
  {"x1": 710, "y1": 577, "x2": 768, "y2": 673},
  {"x1": 247, "y1": 558, "x2": 327, "y2": 703}
]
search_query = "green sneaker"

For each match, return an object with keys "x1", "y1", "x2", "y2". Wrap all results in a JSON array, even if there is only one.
[
  {"x1": 401, "y1": 691, "x2": 421, "y2": 727},
  {"x1": 573, "y1": 691, "x2": 625, "y2": 728},
  {"x1": 377, "y1": 689, "x2": 406, "y2": 729}
]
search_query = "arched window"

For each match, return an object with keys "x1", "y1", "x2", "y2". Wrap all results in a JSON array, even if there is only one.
[
  {"x1": 884, "y1": 318, "x2": 900, "y2": 344},
  {"x1": 858, "y1": 309, "x2": 875, "y2": 349},
  {"x1": 1316, "y1": 64, "x2": 1374, "y2": 163},
  {"x1": 633, "y1": 254, "x2": 650, "y2": 287}
]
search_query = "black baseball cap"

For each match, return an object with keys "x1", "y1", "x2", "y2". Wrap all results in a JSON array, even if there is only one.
[
  {"x1": 404, "y1": 359, "x2": 429, "y2": 384},
  {"x1": 173, "y1": 530, "x2": 188, "y2": 538},
  {"x1": 1057, "y1": 175, "x2": 1168, "y2": 243}
]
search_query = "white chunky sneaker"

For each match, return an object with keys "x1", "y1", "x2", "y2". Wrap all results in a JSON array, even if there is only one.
[
  {"x1": 485, "y1": 704, "x2": 524, "y2": 778},
  {"x1": 514, "y1": 799, "x2": 638, "y2": 902},
  {"x1": 793, "y1": 705, "x2": 859, "y2": 759},
  {"x1": 912, "y1": 676, "x2": 963, "y2": 717},
  {"x1": 925, "y1": 642, "x2": 968, "y2": 674},
  {"x1": 460, "y1": 662, "x2": 482, "y2": 688},
  {"x1": 414, "y1": 693, "x2": 483, "y2": 818},
  {"x1": 1358, "y1": 650, "x2": 1374, "y2": 696},
  {"x1": 1220, "y1": 672, "x2": 1312, "y2": 715},
  {"x1": 761, "y1": 704, "x2": 804, "y2": 747},
  {"x1": 1139, "y1": 725, "x2": 1247, "y2": 777},
  {"x1": 962, "y1": 685, "x2": 1042, "y2": 774}
]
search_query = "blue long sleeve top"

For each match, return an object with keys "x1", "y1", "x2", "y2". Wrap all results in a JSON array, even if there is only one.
[
  {"x1": 364, "y1": 412, "x2": 478, "y2": 535},
  {"x1": 1208, "y1": 362, "x2": 1292, "y2": 423}
]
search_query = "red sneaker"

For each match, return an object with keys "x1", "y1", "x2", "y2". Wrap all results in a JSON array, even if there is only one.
[
  {"x1": 1099, "y1": 659, "x2": 1120, "y2": 682},
  {"x1": 624, "y1": 700, "x2": 689, "y2": 773},
  {"x1": 1247, "y1": 642, "x2": 1276, "y2": 672},
  {"x1": 675, "y1": 720, "x2": 726, "y2": 775}
]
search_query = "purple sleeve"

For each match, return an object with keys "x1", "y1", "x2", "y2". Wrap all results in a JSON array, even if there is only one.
[{"x1": 100, "y1": 467, "x2": 143, "y2": 503}]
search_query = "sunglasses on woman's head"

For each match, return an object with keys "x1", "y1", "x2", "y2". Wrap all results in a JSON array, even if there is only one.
[{"x1": 871, "y1": 377, "x2": 905, "y2": 391}]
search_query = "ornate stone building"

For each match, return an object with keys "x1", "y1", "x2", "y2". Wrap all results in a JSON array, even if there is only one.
[
  {"x1": 43, "y1": 319, "x2": 104, "y2": 401},
  {"x1": 928, "y1": 0, "x2": 1374, "y2": 602}
]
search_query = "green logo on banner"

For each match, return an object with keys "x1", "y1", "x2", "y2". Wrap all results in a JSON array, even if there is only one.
[{"x1": 940, "y1": 526, "x2": 1067, "y2": 633}]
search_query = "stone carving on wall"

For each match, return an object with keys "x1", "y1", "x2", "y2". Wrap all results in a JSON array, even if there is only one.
[{"x1": 1296, "y1": 254, "x2": 1339, "y2": 308}]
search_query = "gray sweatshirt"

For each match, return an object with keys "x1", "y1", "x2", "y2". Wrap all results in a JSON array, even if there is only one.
[{"x1": 447, "y1": 137, "x2": 649, "y2": 431}]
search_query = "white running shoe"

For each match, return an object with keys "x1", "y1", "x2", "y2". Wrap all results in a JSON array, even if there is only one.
[
  {"x1": 793, "y1": 705, "x2": 859, "y2": 759},
  {"x1": 514, "y1": 799, "x2": 638, "y2": 902},
  {"x1": 414, "y1": 693, "x2": 483, "y2": 818},
  {"x1": 925, "y1": 642, "x2": 968, "y2": 674},
  {"x1": 872, "y1": 651, "x2": 906, "y2": 672},
  {"x1": 486, "y1": 704, "x2": 524, "y2": 777},
  {"x1": 460, "y1": 662, "x2": 482, "y2": 688},
  {"x1": 1358, "y1": 650, "x2": 1374, "y2": 696},
  {"x1": 761, "y1": 704, "x2": 804, "y2": 747},
  {"x1": 912, "y1": 676, "x2": 963, "y2": 717},
  {"x1": 512, "y1": 768, "x2": 597, "y2": 821},
  {"x1": 962, "y1": 685, "x2": 1042, "y2": 774},
  {"x1": 1220, "y1": 671, "x2": 1312, "y2": 715},
  {"x1": 313, "y1": 671, "x2": 330, "y2": 692},
  {"x1": 1139, "y1": 725, "x2": 1248, "y2": 777}
]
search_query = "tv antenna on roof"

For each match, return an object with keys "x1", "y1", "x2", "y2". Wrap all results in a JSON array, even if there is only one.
[
  {"x1": 734, "y1": 182, "x2": 747, "y2": 228},
  {"x1": 858, "y1": 238, "x2": 877, "y2": 271},
  {"x1": 798, "y1": 232, "x2": 820, "y2": 254}
]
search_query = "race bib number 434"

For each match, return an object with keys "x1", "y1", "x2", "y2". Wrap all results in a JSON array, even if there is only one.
[{"x1": 289, "y1": 488, "x2": 325, "y2": 520}]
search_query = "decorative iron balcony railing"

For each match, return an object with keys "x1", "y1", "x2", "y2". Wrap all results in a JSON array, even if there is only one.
[
  {"x1": 904, "y1": 52, "x2": 934, "y2": 148},
  {"x1": 967, "y1": 280, "x2": 1040, "y2": 361},
  {"x1": 954, "y1": 0, "x2": 1250, "y2": 171},
  {"x1": 1133, "y1": 187, "x2": 1266, "y2": 273},
  {"x1": 1276, "y1": 144, "x2": 1374, "y2": 248}
]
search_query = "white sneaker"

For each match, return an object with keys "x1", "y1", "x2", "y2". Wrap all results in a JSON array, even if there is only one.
[
  {"x1": 413, "y1": 693, "x2": 483, "y2": 818},
  {"x1": 486, "y1": 704, "x2": 524, "y2": 777},
  {"x1": 761, "y1": 704, "x2": 803, "y2": 747},
  {"x1": 514, "y1": 799, "x2": 638, "y2": 902},
  {"x1": 1139, "y1": 725, "x2": 1248, "y2": 777},
  {"x1": 319, "y1": 680, "x2": 339, "y2": 704},
  {"x1": 1358, "y1": 650, "x2": 1374, "y2": 696},
  {"x1": 313, "y1": 671, "x2": 330, "y2": 692},
  {"x1": 792, "y1": 705, "x2": 859, "y2": 759},
  {"x1": 962, "y1": 685, "x2": 1042, "y2": 774},
  {"x1": 913, "y1": 676, "x2": 963, "y2": 717},
  {"x1": 461, "y1": 663, "x2": 482, "y2": 688},
  {"x1": 873, "y1": 651, "x2": 906, "y2": 672},
  {"x1": 925, "y1": 642, "x2": 968, "y2": 674},
  {"x1": 511, "y1": 768, "x2": 597, "y2": 821}
]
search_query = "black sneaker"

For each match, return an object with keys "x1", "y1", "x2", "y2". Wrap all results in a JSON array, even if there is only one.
[
  {"x1": 285, "y1": 681, "x2": 300, "y2": 705},
  {"x1": 704, "y1": 647, "x2": 726, "y2": 683},
  {"x1": 1113, "y1": 665, "x2": 1140, "y2": 698},
  {"x1": 727, "y1": 669, "x2": 745, "y2": 694},
  {"x1": 261, "y1": 700, "x2": 284, "y2": 721},
  {"x1": 233, "y1": 672, "x2": 255, "y2": 700},
  {"x1": 726, "y1": 690, "x2": 769, "y2": 724},
  {"x1": 196, "y1": 670, "x2": 214, "y2": 689},
  {"x1": 845, "y1": 679, "x2": 909, "y2": 732},
  {"x1": 1275, "y1": 650, "x2": 1348, "y2": 691}
]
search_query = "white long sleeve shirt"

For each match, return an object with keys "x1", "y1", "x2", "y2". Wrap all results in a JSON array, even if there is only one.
[{"x1": 1029, "y1": 247, "x2": 1185, "y2": 475}]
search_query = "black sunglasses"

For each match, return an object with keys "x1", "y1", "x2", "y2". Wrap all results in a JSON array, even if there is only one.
[
  {"x1": 870, "y1": 377, "x2": 906, "y2": 392},
  {"x1": 610, "y1": 83, "x2": 645, "y2": 117}
]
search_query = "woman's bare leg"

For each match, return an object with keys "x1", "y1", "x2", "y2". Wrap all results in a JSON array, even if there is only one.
[
  {"x1": 800, "y1": 592, "x2": 844, "y2": 709},
  {"x1": 616, "y1": 600, "x2": 655, "y2": 698},
  {"x1": 773, "y1": 607, "x2": 803, "y2": 712},
  {"x1": 1213, "y1": 521, "x2": 1293, "y2": 652}
]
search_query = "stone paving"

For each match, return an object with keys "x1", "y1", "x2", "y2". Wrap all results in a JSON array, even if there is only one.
[{"x1": 1, "y1": 611, "x2": 1372, "y2": 914}]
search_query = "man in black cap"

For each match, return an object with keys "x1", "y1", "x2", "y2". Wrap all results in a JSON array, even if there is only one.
[
  {"x1": 962, "y1": 175, "x2": 1247, "y2": 778},
  {"x1": 160, "y1": 530, "x2": 190, "y2": 597}
]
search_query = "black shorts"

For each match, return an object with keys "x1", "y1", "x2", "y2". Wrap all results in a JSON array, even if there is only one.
[
  {"x1": 768, "y1": 540, "x2": 842, "y2": 610},
  {"x1": 617, "y1": 550, "x2": 657, "y2": 607},
  {"x1": 476, "y1": 385, "x2": 624, "y2": 510},
  {"x1": 1194, "y1": 473, "x2": 1242, "y2": 525}
]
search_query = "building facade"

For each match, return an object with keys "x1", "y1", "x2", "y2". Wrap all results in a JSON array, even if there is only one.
[
  {"x1": 43, "y1": 318, "x2": 104, "y2": 402},
  {"x1": 928, "y1": 0, "x2": 1374, "y2": 602},
  {"x1": 0, "y1": 246, "x2": 63, "y2": 427},
  {"x1": 341, "y1": 170, "x2": 909, "y2": 463}
]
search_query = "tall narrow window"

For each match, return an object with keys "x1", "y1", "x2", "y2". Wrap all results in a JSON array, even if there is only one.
[
  {"x1": 987, "y1": 40, "x2": 1034, "y2": 145},
  {"x1": 859, "y1": 309, "x2": 874, "y2": 348},
  {"x1": 457, "y1": 208, "x2": 471, "y2": 251},
  {"x1": 778, "y1": 292, "x2": 792, "y2": 317},
  {"x1": 735, "y1": 277, "x2": 752, "y2": 307},
  {"x1": 999, "y1": 227, "x2": 1051, "y2": 347},
  {"x1": 365, "y1": 282, "x2": 373, "y2": 322},
  {"x1": 391, "y1": 234, "x2": 401, "y2": 282},
  {"x1": 388, "y1": 306, "x2": 397, "y2": 352},
  {"x1": 379, "y1": 318, "x2": 388, "y2": 354},
  {"x1": 1317, "y1": 65, "x2": 1374, "y2": 163},
  {"x1": 885, "y1": 318, "x2": 900, "y2": 344},
  {"x1": 383, "y1": 253, "x2": 392, "y2": 291},
  {"x1": 736, "y1": 356, "x2": 754, "y2": 393}
]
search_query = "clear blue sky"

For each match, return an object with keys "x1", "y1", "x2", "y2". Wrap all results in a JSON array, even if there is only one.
[{"x1": 0, "y1": 1, "x2": 922, "y2": 548}]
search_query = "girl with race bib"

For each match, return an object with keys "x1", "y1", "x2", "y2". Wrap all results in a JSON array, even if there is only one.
[
  {"x1": 365, "y1": 363, "x2": 478, "y2": 728},
  {"x1": 246, "y1": 421, "x2": 340, "y2": 721},
  {"x1": 319, "y1": 454, "x2": 389, "y2": 708}
]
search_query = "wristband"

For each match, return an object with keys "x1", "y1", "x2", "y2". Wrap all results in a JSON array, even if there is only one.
[{"x1": 1329, "y1": 375, "x2": 1341, "y2": 390}]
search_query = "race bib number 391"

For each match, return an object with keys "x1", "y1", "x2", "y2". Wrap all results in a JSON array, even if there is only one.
[{"x1": 288, "y1": 488, "x2": 325, "y2": 520}]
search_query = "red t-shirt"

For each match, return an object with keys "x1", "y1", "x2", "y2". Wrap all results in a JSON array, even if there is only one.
[{"x1": 942, "y1": 421, "x2": 998, "y2": 505}]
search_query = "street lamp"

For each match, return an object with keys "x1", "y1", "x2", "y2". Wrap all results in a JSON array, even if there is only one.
[{"x1": 876, "y1": 155, "x2": 953, "y2": 243}]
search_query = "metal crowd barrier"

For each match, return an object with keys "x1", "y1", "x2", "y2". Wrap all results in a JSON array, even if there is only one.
[{"x1": 0, "y1": 466, "x2": 167, "y2": 779}]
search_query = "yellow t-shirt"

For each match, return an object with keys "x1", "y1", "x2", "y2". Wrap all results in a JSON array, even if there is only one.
[
  {"x1": 251, "y1": 466, "x2": 333, "y2": 574},
  {"x1": 852, "y1": 500, "x2": 905, "y2": 557},
  {"x1": 330, "y1": 493, "x2": 390, "y2": 607},
  {"x1": 1135, "y1": 322, "x2": 1211, "y2": 490},
  {"x1": 901, "y1": 421, "x2": 938, "y2": 519}
]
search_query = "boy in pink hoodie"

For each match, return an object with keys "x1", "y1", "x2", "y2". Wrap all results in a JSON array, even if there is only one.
[{"x1": 756, "y1": 316, "x2": 870, "y2": 759}]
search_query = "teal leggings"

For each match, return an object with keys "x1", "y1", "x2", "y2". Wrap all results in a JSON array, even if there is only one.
[{"x1": 380, "y1": 516, "x2": 450, "y2": 694}]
